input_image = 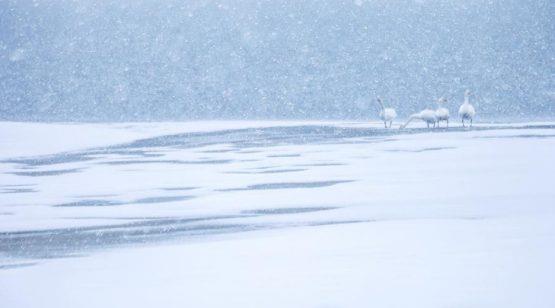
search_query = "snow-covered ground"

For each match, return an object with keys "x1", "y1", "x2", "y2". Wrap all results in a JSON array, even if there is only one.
[{"x1": 1, "y1": 121, "x2": 554, "y2": 307}]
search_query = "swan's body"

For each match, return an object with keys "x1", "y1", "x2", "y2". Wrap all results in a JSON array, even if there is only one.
[
  {"x1": 380, "y1": 108, "x2": 397, "y2": 127},
  {"x1": 435, "y1": 97, "x2": 450, "y2": 127},
  {"x1": 458, "y1": 90, "x2": 476, "y2": 127},
  {"x1": 376, "y1": 97, "x2": 397, "y2": 128},
  {"x1": 400, "y1": 109, "x2": 437, "y2": 129}
]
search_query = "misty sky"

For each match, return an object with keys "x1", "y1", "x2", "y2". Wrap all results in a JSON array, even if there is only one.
[{"x1": 0, "y1": 0, "x2": 553, "y2": 121}]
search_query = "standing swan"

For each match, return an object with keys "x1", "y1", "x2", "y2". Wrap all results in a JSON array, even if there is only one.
[
  {"x1": 376, "y1": 97, "x2": 397, "y2": 128},
  {"x1": 400, "y1": 109, "x2": 437, "y2": 129},
  {"x1": 458, "y1": 90, "x2": 476, "y2": 127},
  {"x1": 435, "y1": 97, "x2": 450, "y2": 127}
]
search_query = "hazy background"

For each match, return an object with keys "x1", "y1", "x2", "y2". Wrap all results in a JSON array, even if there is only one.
[{"x1": 1, "y1": 0, "x2": 553, "y2": 121}]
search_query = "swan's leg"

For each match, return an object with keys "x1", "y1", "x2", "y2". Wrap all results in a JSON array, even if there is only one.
[
  {"x1": 470, "y1": 118, "x2": 473, "y2": 127},
  {"x1": 389, "y1": 120, "x2": 392, "y2": 128},
  {"x1": 446, "y1": 119, "x2": 449, "y2": 128},
  {"x1": 384, "y1": 121, "x2": 387, "y2": 128},
  {"x1": 462, "y1": 118, "x2": 465, "y2": 127}
]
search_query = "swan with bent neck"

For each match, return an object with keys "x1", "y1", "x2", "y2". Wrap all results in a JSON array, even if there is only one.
[{"x1": 400, "y1": 109, "x2": 437, "y2": 129}]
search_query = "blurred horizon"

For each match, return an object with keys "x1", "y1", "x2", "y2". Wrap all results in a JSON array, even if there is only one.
[{"x1": 1, "y1": 0, "x2": 553, "y2": 121}]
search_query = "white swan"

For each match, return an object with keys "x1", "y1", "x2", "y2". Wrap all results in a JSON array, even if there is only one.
[
  {"x1": 376, "y1": 97, "x2": 397, "y2": 128},
  {"x1": 458, "y1": 90, "x2": 476, "y2": 127},
  {"x1": 435, "y1": 97, "x2": 450, "y2": 127},
  {"x1": 400, "y1": 109, "x2": 437, "y2": 129}
]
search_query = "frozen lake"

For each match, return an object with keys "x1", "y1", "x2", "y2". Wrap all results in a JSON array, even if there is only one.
[{"x1": 1, "y1": 121, "x2": 554, "y2": 307}]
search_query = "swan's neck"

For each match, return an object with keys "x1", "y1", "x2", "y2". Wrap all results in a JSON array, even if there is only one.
[
  {"x1": 464, "y1": 95, "x2": 470, "y2": 104},
  {"x1": 401, "y1": 114, "x2": 419, "y2": 128}
]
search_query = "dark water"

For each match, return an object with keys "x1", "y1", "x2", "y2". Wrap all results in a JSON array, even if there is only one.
[
  {"x1": 161, "y1": 187, "x2": 198, "y2": 191},
  {"x1": 218, "y1": 180, "x2": 354, "y2": 191},
  {"x1": 226, "y1": 168, "x2": 307, "y2": 174},
  {"x1": 474, "y1": 134, "x2": 555, "y2": 139},
  {"x1": 54, "y1": 196, "x2": 195, "y2": 207},
  {"x1": 0, "y1": 207, "x2": 364, "y2": 262},
  {"x1": 267, "y1": 153, "x2": 302, "y2": 158},
  {"x1": 1, "y1": 188, "x2": 37, "y2": 194},
  {"x1": 385, "y1": 146, "x2": 457, "y2": 153},
  {"x1": 55, "y1": 199, "x2": 124, "y2": 207},
  {"x1": 242, "y1": 207, "x2": 338, "y2": 215},
  {"x1": 9, "y1": 168, "x2": 82, "y2": 177}
]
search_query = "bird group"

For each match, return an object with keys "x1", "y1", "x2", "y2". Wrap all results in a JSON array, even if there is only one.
[{"x1": 375, "y1": 90, "x2": 476, "y2": 129}]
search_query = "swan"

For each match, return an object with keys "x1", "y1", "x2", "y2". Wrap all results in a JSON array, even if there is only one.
[
  {"x1": 435, "y1": 97, "x2": 450, "y2": 127},
  {"x1": 375, "y1": 97, "x2": 397, "y2": 128},
  {"x1": 400, "y1": 109, "x2": 437, "y2": 129},
  {"x1": 458, "y1": 90, "x2": 476, "y2": 127}
]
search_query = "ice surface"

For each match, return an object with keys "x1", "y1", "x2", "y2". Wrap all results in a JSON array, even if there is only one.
[{"x1": 1, "y1": 121, "x2": 554, "y2": 307}]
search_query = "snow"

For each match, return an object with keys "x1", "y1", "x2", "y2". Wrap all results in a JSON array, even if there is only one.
[
  {"x1": 0, "y1": 121, "x2": 337, "y2": 159},
  {"x1": 3, "y1": 219, "x2": 554, "y2": 308},
  {"x1": 1, "y1": 121, "x2": 554, "y2": 307}
]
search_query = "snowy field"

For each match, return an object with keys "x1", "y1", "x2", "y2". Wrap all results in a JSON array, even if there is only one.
[{"x1": 1, "y1": 121, "x2": 554, "y2": 307}]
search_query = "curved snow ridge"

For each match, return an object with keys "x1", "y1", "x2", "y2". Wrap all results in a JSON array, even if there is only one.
[
  {"x1": 2, "y1": 121, "x2": 555, "y2": 160},
  {"x1": 0, "y1": 121, "x2": 343, "y2": 160}
]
